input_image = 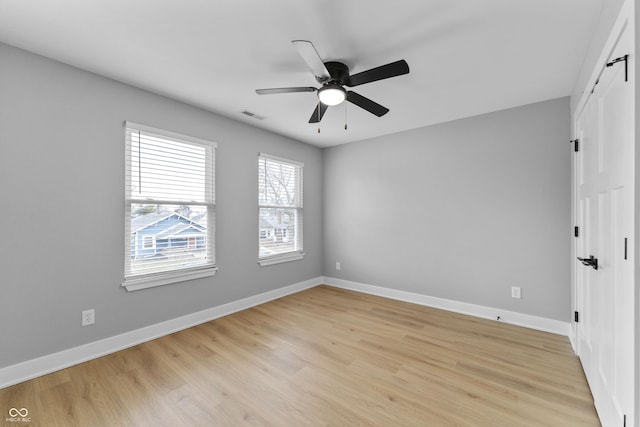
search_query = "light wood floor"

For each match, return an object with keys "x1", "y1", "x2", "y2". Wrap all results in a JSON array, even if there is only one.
[{"x1": 1, "y1": 285, "x2": 600, "y2": 426}]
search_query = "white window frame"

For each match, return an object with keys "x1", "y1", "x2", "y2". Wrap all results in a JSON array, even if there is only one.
[
  {"x1": 142, "y1": 235, "x2": 155, "y2": 251},
  {"x1": 258, "y1": 153, "x2": 304, "y2": 266},
  {"x1": 123, "y1": 121, "x2": 217, "y2": 291}
]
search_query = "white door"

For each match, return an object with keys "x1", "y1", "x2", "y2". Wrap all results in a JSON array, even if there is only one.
[
  {"x1": 575, "y1": 89, "x2": 597, "y2": 389},
  {"x1": 574, "y1": 8, "x2": 635, "y2": 426}
]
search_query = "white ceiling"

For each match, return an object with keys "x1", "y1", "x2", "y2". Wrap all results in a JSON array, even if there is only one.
[{"x1": 0, "y1": 0, "x2": 604, "y2": 147}]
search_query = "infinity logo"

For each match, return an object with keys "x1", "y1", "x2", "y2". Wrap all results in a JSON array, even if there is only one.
[{"x1": 8, "y1": 408, "x2": 28, "y2": 417}]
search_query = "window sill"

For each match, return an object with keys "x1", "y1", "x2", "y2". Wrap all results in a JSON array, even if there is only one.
[
  {"x1": 122, "y1": 267, "x2": 217, "y2": 291},
  {"x1": 258, "y1": 252, "x2": 304, "y2": 267}
]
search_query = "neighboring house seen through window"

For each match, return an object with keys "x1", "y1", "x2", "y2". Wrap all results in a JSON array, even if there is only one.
[
  {"x1": 123, "y1": 122, "x2": 217, "y2": 291},
  {"x1": 258, "y1": 153, "x2": 303, "y2": 266}
]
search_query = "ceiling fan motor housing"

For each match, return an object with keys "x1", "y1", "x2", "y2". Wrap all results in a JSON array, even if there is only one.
[{"x1": 317, "y1": 61, "x2": 350, "y2": 84}]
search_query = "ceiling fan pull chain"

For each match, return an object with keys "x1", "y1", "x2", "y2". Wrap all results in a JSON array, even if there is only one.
[{"x1": 345, "y1": 102, "x2": 348, "y2": 130}]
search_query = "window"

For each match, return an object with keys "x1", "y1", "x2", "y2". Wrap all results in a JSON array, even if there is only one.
[
  {"x1": 259, "y1": 229, "x2": 272, "y2": 240},
  {"x1": 142, "y1": 236, "x2": 155, "y2": 250},
  {"x1": 123, "y1": 122, "x2": 216, "y2": 291},
  {"x1": 258, "y1": 153, "x2": 303, "y2": 266}
]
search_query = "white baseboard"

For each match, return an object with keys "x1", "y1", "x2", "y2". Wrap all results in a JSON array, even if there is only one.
[
  {"x1": 0, "y1": 277, "x2": 322, "y2": 389},
  {"x1": 568, "y1": 324, "x2": 578, "y2": 353},
  {"x1": 322, "y1": 277, "x2": 570, "y2": 337}
]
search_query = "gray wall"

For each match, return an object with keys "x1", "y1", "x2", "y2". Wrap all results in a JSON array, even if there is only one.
[
  {"x1": 323, "y1": 97, "x2": 571, "y2": 321},
  {"x1": 0, "y1": 43, "x2": 323, "y2": 368}
]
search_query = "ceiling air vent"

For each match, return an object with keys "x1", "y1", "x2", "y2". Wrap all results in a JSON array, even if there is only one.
[{"x1": 241, "y1": 110, "x2": 266, "y2": 120}]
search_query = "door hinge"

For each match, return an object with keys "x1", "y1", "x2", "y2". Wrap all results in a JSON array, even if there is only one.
[
  {"x1": 574, "y1": 226, "x2": 579, "y2": 237},
  {"x1": 623, "y1": 414, "x2": 626, "y2": 427},
  {"x1": 606, "y1": 54, "x2": 629, "y2": 82},
  {"x1": 574, "y1": 311, "x2": 579, "y2": 323},
  {"x1": 571, "y1": 139, "x2": 579, "y2": 152}
]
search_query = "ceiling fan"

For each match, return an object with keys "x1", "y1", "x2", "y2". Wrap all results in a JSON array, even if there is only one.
[{"x1": 256, "y1": 40, "x2": 410, "y2": 124}]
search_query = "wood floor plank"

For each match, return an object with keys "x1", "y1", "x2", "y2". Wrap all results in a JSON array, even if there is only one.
[{"x1": 0, "y1": 285, "x2": 600, "y2": 426}]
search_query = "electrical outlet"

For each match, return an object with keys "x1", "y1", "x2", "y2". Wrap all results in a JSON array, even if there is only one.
[
  {"x1": 511, "y1": 287, "x2": 522, "y2": 299},
  {"x1": 82, "y1": 309, "x2": 95, "y2": 326},
  {"x1": 336, "y1": 262, "x2": 341, "y2": 271}
]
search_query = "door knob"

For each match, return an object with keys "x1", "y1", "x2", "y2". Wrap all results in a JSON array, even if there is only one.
[{"x1": 577, "y1": 255, "x2": 598, "y2": 270}]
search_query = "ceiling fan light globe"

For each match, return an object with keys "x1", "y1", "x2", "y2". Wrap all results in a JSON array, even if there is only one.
[{"x1": 318, "y1": 86, "x2": 346, "y2": 106}]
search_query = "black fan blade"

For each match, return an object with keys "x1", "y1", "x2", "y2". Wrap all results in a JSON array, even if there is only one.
[
  {"x1": 346, "y1": 60, "x2": 409, "y2": 87},
  {"x1": 346, "y1": 91, "x2": 389, "y2": 117},
  {"x1": 292, "y1": 40, "x2": 331, "y2": 80},
  {"x1": 308, "y1": 102, "x2": 329, "y2": 123},
  {"x1": 256, "y1": 87, "x2": 316, "y2": 95}
]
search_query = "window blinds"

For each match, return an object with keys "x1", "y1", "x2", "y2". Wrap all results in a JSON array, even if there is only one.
[{"x1": 124, "y1": 122, "x2": 216, "y2": 286}]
